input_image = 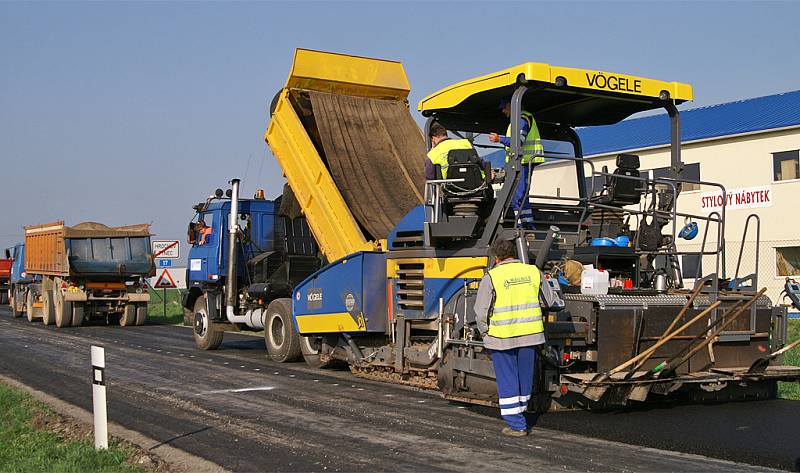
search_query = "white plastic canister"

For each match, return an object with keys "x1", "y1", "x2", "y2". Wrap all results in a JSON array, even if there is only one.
[{"x1": 581, "y1": 267, "x2": 610, "y2": 295}]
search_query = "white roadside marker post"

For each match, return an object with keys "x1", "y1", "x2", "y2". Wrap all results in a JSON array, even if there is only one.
[{"x1": 91, "y1": 345, "x2": 108, "y2": 450}]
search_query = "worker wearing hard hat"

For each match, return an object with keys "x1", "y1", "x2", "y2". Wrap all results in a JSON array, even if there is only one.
[
  {"x1": 474, "y1": 239, "x2": 551, "y2": 437},
  {"x1": 488, "y1": 99, "x2": 545, "y2": 229},
  {"x1": 425, "y1": 123, "x2": 489, "y2": 180}
]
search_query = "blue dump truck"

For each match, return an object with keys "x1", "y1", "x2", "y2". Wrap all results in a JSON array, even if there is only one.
[
  {"x1": 182, "y1": 180, "x2": 321, "y2": 359},
  {"x1": 23, "y1": 221, "x2": 155, "y2": 327}
]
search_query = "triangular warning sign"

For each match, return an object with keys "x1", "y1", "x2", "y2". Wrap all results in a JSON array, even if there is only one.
[{"x1": 154, "y1": 269, "x2": 177, "y2": 288}]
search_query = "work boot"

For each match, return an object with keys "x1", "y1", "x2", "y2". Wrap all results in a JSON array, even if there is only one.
[{"x1": 502, "y1": 426, "x2": 528, "y2": 437}]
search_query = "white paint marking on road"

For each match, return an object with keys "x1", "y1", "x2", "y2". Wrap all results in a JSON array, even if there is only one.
[
  {"x1": 196, "y1": 386, "x2": 276, "y2": 395},
  {"x1": 254, "y1": 368, "x2": 261, "y2": 371},
  {"x1": 156, "y1": 350, "x2": 162, "y2": 353},
  {"x1": 417, "y1": 400, "x2": 425, "y2": 403},
  {"x1": 24, "y1": 345, "x2": 29, "y2": 348},
  {"x1": 179, "y1": 354, "x2": 185, "y2": 357},
  {"x1": 332, "y1": 383, "x2": 339, "y2": 386},
  {"x1": 137, "y1": 345, "x2": 142, "y2": 348},
  {"x1": 189, "y1": 355, "x2": 195, "y2": 358},
  {"x1": 313, "y1": 379, "x2": 319, "y2": 382},
  {"x1": 384, "y1": 394, "x2": 394, "y2": 397},
  {"x1": 273, "y1": 372, "x2": 279, "y2": 375},
  {"x1": 357, "y1": 388, "x2": 364, "y2": 391},
  {"x1": 224, "y1": 362, "x2": 230, "y2": 365},
  {"x1": 165, "y1": 352, "x2": 171, "y2": 354},
  {"x1": 289, "y1": 374, "x2": 295, "y2": 378},
  {"x1": 239, "y1": 365, "x2": 246, "y2": 368}
]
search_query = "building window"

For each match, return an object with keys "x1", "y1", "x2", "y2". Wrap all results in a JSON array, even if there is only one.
[
  {"x1": 773, "y1": 150, "x2": 799, "y2": 181},
  {"x1": 776, "y1": 246, "x2": 800, "y2": 276}
]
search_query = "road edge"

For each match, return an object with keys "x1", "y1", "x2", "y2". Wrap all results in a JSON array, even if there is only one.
[{"x1": 0, "y1": 373, "x2": 228, "y2": 473}]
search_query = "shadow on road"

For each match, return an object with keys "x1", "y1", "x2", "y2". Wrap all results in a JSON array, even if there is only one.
[{"x1": 148, "y1": 426, "x2": 213, "y2": 450}]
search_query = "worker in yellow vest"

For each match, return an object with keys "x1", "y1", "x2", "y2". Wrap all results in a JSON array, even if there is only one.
[
  {"x1": 488, "y1": 99, "x2": 545, "y2": 229},
  {"x1": 474, "y1": 239, "x2": 552, "y2": 436},
  {"x1": 425, "y1": 123, "x2": 488, "y2": 180}
]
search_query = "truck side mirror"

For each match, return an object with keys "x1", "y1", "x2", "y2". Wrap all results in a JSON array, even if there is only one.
[
  {"x1": 215, "y1": 188, "x2": 224, "y2": 198},
  {"x1": 4, "y1": 249, "x2": 10, "y2": 259}
]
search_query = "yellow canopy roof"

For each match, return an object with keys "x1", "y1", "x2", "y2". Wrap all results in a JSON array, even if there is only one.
[{"x1": 418, "y1": 62, "x2": 693, "y2": 131}]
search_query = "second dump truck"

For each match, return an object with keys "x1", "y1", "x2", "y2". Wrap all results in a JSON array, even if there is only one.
[{"x1": 23, "y1": 221, "x2": 155, "y2": 327}]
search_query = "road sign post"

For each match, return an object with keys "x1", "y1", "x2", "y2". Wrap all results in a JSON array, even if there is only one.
[{"x1": 152, "y1": 240, "x2": 180, "y2": 260}]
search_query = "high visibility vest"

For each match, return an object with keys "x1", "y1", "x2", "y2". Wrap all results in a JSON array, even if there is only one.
[
  {"x1": 505, "y1": 111, "x2": 545, "y2": 165},
  {"x1": 488, "y1": 261, "x2": 544, "y2": 339},
  {"x1": 427, "y1": 138, "x2": 475, "y2": 179}
]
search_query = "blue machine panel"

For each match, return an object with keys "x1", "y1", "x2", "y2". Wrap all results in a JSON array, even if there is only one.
[{"x1": 293, "y1": 251, "x2": 387, "y2": 335}]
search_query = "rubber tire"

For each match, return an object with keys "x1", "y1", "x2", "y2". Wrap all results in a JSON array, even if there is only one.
[
  {"x1": 264, "y1": 298, "x2": 302, "y2": 363},
  {"x1": 54, "y1": 289, "x2": 72, "y2": 328},
  {"x1": 26, "y1": 291, "x2": 36, "y2": 322},
  {"x1": 11, "y1": 292, "x2": 23, "y2": 318},
  {"x1": 120, "y1": 304, "x2": 136, "y2": 326},
  {"x1": 72, "y1": 302, "x2": 85, "y2": 327},
  {"x1": 135, "y1": 303, "x2": 148, "y2": 326},
  {"x1": 300, "y1": 335, "x2": 336, "y2": 369},
  {"x1": 41, "y1": 290, "x2": 54, "y2": 326},
  {"x1": 193, "y1": 295, "x2": 223, "y2": 350},
  {"x1": 0, "y1": 291, "x2": 7, "y2": 305}
]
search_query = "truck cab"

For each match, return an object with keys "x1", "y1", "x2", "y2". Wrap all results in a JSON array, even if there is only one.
[
  {"x1": 183, "y1": 184, "x2": 321, "y2": 355},
  {"x1": 7, "y1": 243, "x2": 33, "y2": 317}
]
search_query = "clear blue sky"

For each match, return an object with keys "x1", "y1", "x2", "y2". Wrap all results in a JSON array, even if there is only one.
[{"x1": 2, "y1": 1, "x2": 799, "y2": 258}]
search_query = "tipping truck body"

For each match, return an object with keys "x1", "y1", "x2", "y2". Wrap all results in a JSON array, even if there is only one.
[
  {"x1": 264, "y1": 49, "x2": 800, "y2": 411},
  {"x1": 23, "y1": 221, "x2": 154, "y2": 328},
  {"x1": 182, "y1": 184, "x2": 322, "y2": 354}
]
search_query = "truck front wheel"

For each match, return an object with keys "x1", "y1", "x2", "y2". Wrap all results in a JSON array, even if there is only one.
[
  {"x1": 11, "y1": 291, "x2": 23, "y2": 318},
  {"x1": 264, "y1": 298, "x2": 301, "y2": 363},
  {"x1": 135, "y1": 303, "x2": 148, "y2": 326},
  {"x1": 193, "y1": 295, "x2": 223, "y2": 350}
]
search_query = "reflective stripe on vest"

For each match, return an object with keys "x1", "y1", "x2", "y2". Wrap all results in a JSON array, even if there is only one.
[
  {"x1": 427, "y1": 138, "x2": 474, "y2": 179},
  {"x1": 504, "y1": 111, "x2": 545, "y2": 165},
  {"x1": 487, "y1": 261, "x2": 544, "y2": 338}
]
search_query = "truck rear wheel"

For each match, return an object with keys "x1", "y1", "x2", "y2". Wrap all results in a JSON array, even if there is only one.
[
  {"x1": 0, "y1": 291, "x2": 7, "y2": 305},
  {"x1": 264, "y1": 298, "x2": 301, "y2": 363},
  {"x1": 41, "y1": 290, "x2": 54, "y2": 326},
  {"x1": 300, "y1": 335, "x2": 336, "y2": 369},
  {"x1": 72, "y1": 302, "x2": 85, "y2": 326},
  {"x1": 120, "y1": 304, "x2": 136, "y2": 326},
  {"x1": 135, "y1": 303, "x2": 148, "y2": 326},
  {"x1": 26, "y1": 291, "x2": 36, "y2": 322},
  {"x1": 193, "y1": 295, "x2": 223, "y2": 350},
  {"x1": 54, "y1": 290, "x2": 72, "y2": 328}
]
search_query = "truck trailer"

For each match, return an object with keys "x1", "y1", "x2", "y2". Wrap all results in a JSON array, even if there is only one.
[
  {"x1": 259, "y1": 49, "x2": 800, "y2": 411},
  {"x1": 23, "y1": 221, "x2": 154, "y2": 327}
]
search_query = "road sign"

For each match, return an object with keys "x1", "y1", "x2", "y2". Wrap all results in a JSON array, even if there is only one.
[
  {"x1": 152, "y1": 240, "x2": 180, "y2": 259},
  {"x1": 157, "y1": 259, "x2": 173, "y2": 268},
  {"x1": 154, "y1": 268, "x2": 177, "y2": 289}
]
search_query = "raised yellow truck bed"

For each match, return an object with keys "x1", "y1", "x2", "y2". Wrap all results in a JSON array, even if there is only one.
[{"x1": 265, "y1": 49, "x2": 425, "y2": 263}]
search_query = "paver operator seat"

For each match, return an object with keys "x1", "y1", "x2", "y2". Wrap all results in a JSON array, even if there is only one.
[
  {"x1": 435, "y1": 148, "x2": 493, "y2": 218},
  {"x1": 595, "y1": 153, "x2": 643, "y2": 207}
]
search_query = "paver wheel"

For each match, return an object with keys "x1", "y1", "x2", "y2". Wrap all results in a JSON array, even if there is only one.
[
  {"x1": 26, "y1": 291, "x2": 37, "y2": 322},
  {"x1": 41, "y1": 290, "x2": 54, "y2": 326},
  {"x1": 135, "y1": 303, "x2": 148, "y2": 326},
  {"x1": 71, "y1": 302, "x2": 85, "y2": 327},
  {"x1": 193, "y1": 295, "x2": 223, "y2": 350},
  {"x1": 264, "y1": 298, "x2": 301, "y2": 363},
  {"x1": 54, "y1": 289, "x2": 72, "y2": 328},
  {"x1": 120, "y1": 304, "x2": 136, "y2": 326},
  {"x1": 300, "y1": 335, "x2": 337, "y2": 369}
]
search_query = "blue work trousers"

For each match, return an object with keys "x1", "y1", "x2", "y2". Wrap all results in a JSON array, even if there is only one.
[
  {"x1": 491, "y1": 346, "x2": 536, "y2": 431},
  {"x1": 512, "y1": 164, "x2": 534, "y2": 228}
]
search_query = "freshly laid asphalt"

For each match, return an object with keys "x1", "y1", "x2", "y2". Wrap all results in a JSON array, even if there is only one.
[{"x1": 0, "y1": 306, "x2": 797, "y2": 472}]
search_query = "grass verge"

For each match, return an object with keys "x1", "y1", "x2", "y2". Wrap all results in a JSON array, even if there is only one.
[
  {"x1": 146, "y1": 288, "x2": 185, "y2": 325},
  {"x1": 0, "y1": 382, "x2": 147, "y2": 472},
  {"x1": 778, "y1": 319, "x2": 800, "y2": 400}
]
